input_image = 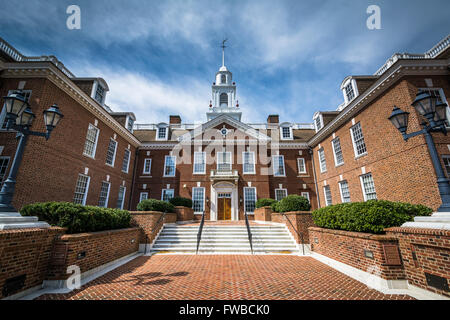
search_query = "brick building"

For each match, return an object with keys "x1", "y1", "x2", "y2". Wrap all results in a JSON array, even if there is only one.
[{"x1": 0, "y1": 35, "x2": 449, "y2": 221}]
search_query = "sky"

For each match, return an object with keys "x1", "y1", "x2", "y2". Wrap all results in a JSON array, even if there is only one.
[{"x1": 0, "y1": 0, "x2": 449, "y2": 125}]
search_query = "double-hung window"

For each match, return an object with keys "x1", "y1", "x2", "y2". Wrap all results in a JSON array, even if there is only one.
[
  {"x1": 275, "y1": 188, "x2": 287, "y2": 201},
  {"x1": 193, "y1": 152, "x2": 206, "y2": 174},
  {"x1": 161, "y1": 189, "x2": 174, "y2": 202},
  {"x1": 122, "y1": 149, "x2": 131, "y2": 173},
  {"x1": 164, "y1": 155, "x2": 176, "y2": 176},
  {"x1": 143, "y1": 158, "x2": 152, "y2": 174},
  {"x1": 217, "y1": 152, "x2": 232, "y2": 172},
  {"x1": 301, "y1": 192, "x2": 310, "y2": 203},
  {"x1": 360, "y1": 173, "x2": 377, "y2": 201},
  {"x1": 157, "y1": 126, "x2": 168, "y2": 140},
  {"x1": 318, "y1": 148, "x2": 327, "y2": 173},
  {"x1": 73, "y1": 174, "x2": 90, "y2": 205},
  {"x1": 280, "y1": 126, "x2": 293, "y2": 140},
  {"x1": 338, "y1": 180, "x2": 351, "y2": 203},
  {"x1": 323, "y1": 185, "x2": 332, "y2": 206},
  {"x1": 345, "y1": 83, "x2": 355, "y2": 102},
  {"x1": 95, "y1": 85, "x2": 105, "y2": 104},
  {"x1": 297, "y1": 158, "x2": 306, "y2": 174},
  {"x1": 272, "y1": 155, "x2": 285, "y2": 176},
  {"x1": 242, "y1": 151, "x2": 255, "y2": 174},
  {"x1": 105, "y1": 139, "x2": 117, "y2": 166},
  {"x1": 244, "y1": 187, "x2": 257, "y2": 214},
  {"x1": 139, "y1": 192, "x2": 148, "y2": 202},
  {"x1": 98, "y1": 181, "x2": 111, "y2": 207},
  {"x1": 116, "y1": 186, "x2": 126, "y2": 209},
  {"x1": 350, "y1": 122, "x2": 367, "y2": 157},
  {"x1": 83, "y1": 124, "x2": 99, "y2": 158},
  {"x1": 192, "y1": 187, "x2": 205, "y2": 213},
  {"x1": 332, "y1": 137, "x2": 344, "y2": 166}
]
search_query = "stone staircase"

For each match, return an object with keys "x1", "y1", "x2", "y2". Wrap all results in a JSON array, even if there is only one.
[{"x1": 150, "y1": 223, "x2": 302, "y2": 254}]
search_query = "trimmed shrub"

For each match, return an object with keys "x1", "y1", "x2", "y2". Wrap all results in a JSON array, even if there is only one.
[
  {"x1": 169, "y1": 196, "x2": 193, "y2": 208},
  {"x1": 275, "y1": 195, "x2": 311, "y2": 213},
  {"x1": 255, "y1": 198, "x2": 277, "y2": 208},
  {"x1": 20, "y1": 202, "x2": 131, "y2": 234},
  {"x1": 271, "y1": 201, "x2": 280, "y2": 212},
  {"x1": 312, "y1": 200, "x2": 432, "y2": 234},
  {"x1": 137, "y1": 199, "x2": 175, "y2": 213}
]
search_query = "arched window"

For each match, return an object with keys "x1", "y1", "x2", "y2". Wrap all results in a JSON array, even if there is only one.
[
  {"x1": 221, "y1": 74, "x2": 226, "y2": 84},
  {"x1": 220, "y1": 93, "x2": 228, "y2": 106}
]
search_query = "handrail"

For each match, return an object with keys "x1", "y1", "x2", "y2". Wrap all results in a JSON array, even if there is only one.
[
  {"x1": 244, "y1": 212, "x2": 253, "y2": 254},
  {"x1": 196, "y1": 211, "x2": 205, "y2": 254},
  {"x1": 145, "y1": 210, "x2": 167, "y2": 254},
  {"x1": 280, "y1": 212, "x2": 305, "y2": 255}
]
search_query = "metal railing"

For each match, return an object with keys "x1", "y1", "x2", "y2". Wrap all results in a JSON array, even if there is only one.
[
  {"x1": 145, "y1": 210, "x2": 167, "y2": 254},
  {"x1": 244, "y1": 212, "x2": 253, "y2": 254},
  {"x1": 280, "y1": 212, "x2": 305, "y2": 255},
  {"x1": 196, "y1": 211, "x2": 205, "y2": 254}
]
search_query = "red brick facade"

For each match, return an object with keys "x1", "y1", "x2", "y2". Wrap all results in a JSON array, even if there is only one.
[{"x1": 272, "y1": 211, "x2": 314, "y2": 244}]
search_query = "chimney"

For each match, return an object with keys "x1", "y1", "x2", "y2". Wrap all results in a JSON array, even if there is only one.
[
  {"x1": 169, "y1": 115, "x2": 181, "y2": 124},
  {"x1": 267, "y1": 115, "x2": 279, "y2": 124}
]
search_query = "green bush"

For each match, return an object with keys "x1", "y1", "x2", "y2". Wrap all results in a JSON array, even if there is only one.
[
  {"x1": 137, "y1": 199, "x2": 175, "y2": 213},
  {"x1": 312, "y1": 200, "x2": 432, "y2": 234},
  {"x1": 255, "y1": 198, "x2": 277, "y2": 208},
  {"x1": 169, "y1": 196, "x2": 193, "y2": 208},
  {"x1": 20, "y1": 202, "x2": 131, "y2": 234},
  {"x1": 275, "y1": 195, "x2": 311, "y2": 213},
  {"x1": 271, "y1": 201, "x2": 280, "y2": 212}
]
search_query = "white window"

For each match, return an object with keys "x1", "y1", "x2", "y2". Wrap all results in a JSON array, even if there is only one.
[
  {"x1": 98, "y1": 181, "x2": 111, "y2": 207},
  {"x1": 73, "y1": 174, "x2": 90, "y2": 205},
  {"x1": 301, "y1": 192, "x2": 310, "y2": 203},
  {"x1": 323, "y1": 185, "x2": 332, "y2": 206},
  {"x1": 242, "y1": 151, "x2": 255, "y2": 174},
  {"x1": 83, "y1": 124, "x2": 99, "y2": 158},
  {"x1": 143, "y1": 158, "x2": 152, "y2": 174},
  {"x1": 442, "y1": 155, "x2": 450, "y2": 177},
  {"x1": 122, "y1": 149, "x2": 131, "y2": 173},
  {"x1": 244, "y1": 187, "x2": 257, "y2": 214},
  {"x1": 94, "y1": 85, "x2": 105, "y2": 104},
  {"x1": 105, "y1": 139, "x2": 117, "y2": 166},
  {"x1": 0, "y1": 156, "x2": 10, "y2": 186},
  {"x1": 139, "y1": 192, "x2": 148, "y2": 202},
  {"x1": 217, "y1": 151, "x2": 232, "y2": 172},
  {"x1": 350, "y1": 122, "x2": 367, "y2": 157},
  {"x1": 156, "y1": 125, "x2": 168, "y2": 140},
  {"x1": 338, "y1": 180, "x2": 351, "y2": 203},
  {"x1": 220, "y1": 93, "x2": 228, "y2": 106},
  {"x1": 297, "y1": 158, "x2": 306, "y2": 174},
  {"x1": 313, "y1": 113, "x2": 323, "y2": 132},
  {"x1": 164, "y1": 155, "x2": 176, "y2": 177},
  {"x1": 161, "y1": 189, "x2": 174, "y2": 202},
  {"x1": 318, "y1": 148, "x2": 327, "y2": 173},
  {"x1": 126, "y1": 117, "x2": 134, "y2": 133},
  {"x1": 332, "y1": 137, "x2": 344, "y2": 166},
  {"x1": 360, "y1": 173, "x2": 377, "y2": 201},
  {"x1": 192, "y1": 187, "x2": 205, "y2": 213},
  {"x1": 0, "y1": 90, "x2": 32, "y2": 129},
  {"x1": 275, "y1": 188, "x2": 287, "y2": 201},
  {"x1": 344, "y1": 83, "x2": 355, "y2": 102},
  {"x1": 193, "y1": 152, "x2": 206, "y2": 174},
  {"x1": 116, "y1": 186, "x2": 126, "y2": 209},
  {"x1": 280, "y1": 126, "x2": 293, "y2": 140},
  {"x1": 272, "y1": 155, "x2": 285, "y2": 176},
  {"x1": 419, "y1": 88, "x2": 449, "y2": 126}
]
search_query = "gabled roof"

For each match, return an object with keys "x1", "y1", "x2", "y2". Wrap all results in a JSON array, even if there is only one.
[{"x1": 177, "y1": 114, "x2": 271, "y2": 142}]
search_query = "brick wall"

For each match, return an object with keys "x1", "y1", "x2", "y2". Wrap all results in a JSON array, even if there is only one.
[
  {"x1": 0, "y1": 227, "x2": 64, "y2": 299},
  {"x1": 386, "y1": 227, "x2": 450, "y2": 297},
  {"x1": 130, "y1": 211, "x2": 177, "y2": 244},
  {"x1": 46, "y1": 227, "x2": 140, "y2": 281},
  {"x1": 309, "y1": 227, "x2": 406, "y2": 280},
  {"x1": 272, "y1": 211, "x2": 314, "y2": 244},
  {"x1": 254, "y1": 206, "x2": 272, "y2": 221},
  {"x1": 174, "y1": 206, "x2": 194, "y2": 221}
]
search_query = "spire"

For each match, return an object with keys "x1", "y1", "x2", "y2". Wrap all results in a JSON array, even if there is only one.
[{"x1": 221, "y1": 39, "x2": 227, "y2": 68}]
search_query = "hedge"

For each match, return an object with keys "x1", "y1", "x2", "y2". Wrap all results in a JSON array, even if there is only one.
[
  {"x1": 272, "y1": 195, "x2": 311, "y2": 213},
  {"x1": 255, "y1": 198, "x2": 277, "y2": 208},
  {"x1": 20, "y1": 202, "x2": 131, "y2": 234},
  {"x1": 137, "y1": 199, "x2": 175, "y2": 213},
  {"x1": 169, "y1": 197, "x2": 193, "y2": 208},
  {"x1": 312, "y1": 200, "x2": 432, "y2": 234}
]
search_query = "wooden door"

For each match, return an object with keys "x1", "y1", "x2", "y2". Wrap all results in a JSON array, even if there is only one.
[{"x1": 217, "y1": 197, "x2": 232, "y2": 220}]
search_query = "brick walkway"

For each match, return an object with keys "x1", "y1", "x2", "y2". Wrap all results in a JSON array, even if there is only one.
[{"x1": 37, "y1": 255, "x2": 414, "y2": 300}]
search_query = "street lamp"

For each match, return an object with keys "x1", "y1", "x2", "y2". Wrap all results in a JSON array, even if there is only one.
[
  {"x1": 388, "y1": 90, "x2": 450, "y2": 212},
  {"x1": 0, "y1": 91, "x2": 64, "y2": 229}
]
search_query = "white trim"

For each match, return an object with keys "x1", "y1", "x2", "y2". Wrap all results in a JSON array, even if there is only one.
[
  {"x1": 301, "y1": 192, "x2": 310, "y2": 202},
  {"x1": 161, "y1": 188, "x2": 174, "y2": 201},
  {"x1": 318, "y1": 148, "x2": 327, "y2": 173},
  {"x1": 192, "y1": 187, "x2": 205, "y2": 214},
  {"x1": 122, "y1": 149, "x2": 131, "y2": 173},
  {"x1": 82, "y1": 124, "x2": 99, "y2": 159},
  {"x1": 280, "y1": 125, "x2": 293, "y2": 140},
  {"x1": 105, "y1": 138, "x2": 118, "y2": 167},
  {"x1": 242, "y1": 151, "x2": 256, "y2": 174},
  {"x1": 216, "y1": 151, "x2": 232, "y2": 172},
  {"x1": 98, "y1": 181, "x2": 111, "y2": 208},
  {"x1": 193, "y1": 151, "x2": 206, "y2": 174},
  {"x1": 360, "y1": 172, "x2": 377, "y2": 201},
  {"x1": 338, "y1": 180, "x2": 351, "y2": 203},
  {"x1": 143, "y1": 158, "x2": 152, "y2": 174},
  {"x1": 323, "y1": 185, "x2": 332, "y2": 206},
  {"x1": 117, "y1": 186, "x2": 126, "y2": 210},
  {"x1": 243, "y1": 186, "x2": 257, "y2": 214},
  {"x1": 74, "y1": 174, "x2": 90, "y2": 206},
  {"x1": 350, "y1": 122, "x2": 367, "y2": 158},
  {"x1": 156, "y1": 123, "x2": 169, "y2": 141},
  {"x1": 313, "y1": 112, "x2": 324, "y2": 132},
  {"x1": 272, "y1": 155, "x2": 286, "y2": 177},
  {"x1": 163, "y1": 155, "x2": 176, "y2": 177},
  {"x1": 297, "y1": 157, "x2": 306, "y2": 174},
  {"x1": 331, "y1": 137, "x2": 344, "y2": 166},
  {"x1": 275, "y1": 188, "x2": 288, "y2": 201},
  {"x1": 139, "y1": 192, "x2": 148, "y2": 202}
]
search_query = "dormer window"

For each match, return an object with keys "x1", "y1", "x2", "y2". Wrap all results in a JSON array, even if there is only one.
[
  {"x1": 341, "y1": 78, "x2": 359, "y2": 104},
  {"x1": 220, "y1": 93, "x2": 228, "y2": 107},
  {"x1": 313, "y1": 113, "x2": 323, "y2": 132},
  {"x1": 127, "y1": 117, "x2": 134, "y2": 133},
  {"x1": 344, "y1": 83, "x2": 355, "y2": 101},
  {"x1": 156, "y1": 124, "x2": 169, "y2": 140},
  {"x1": 95, "y1": 85, "x2": 105, "y2": 104},
  {"x1": 279, "y1": 123, "x2": 293, "y2": 140}
]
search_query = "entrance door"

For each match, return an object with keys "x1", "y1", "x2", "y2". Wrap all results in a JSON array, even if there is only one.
[{"x1": 217, "y1": 193, "x2": 232, "y2": 220}]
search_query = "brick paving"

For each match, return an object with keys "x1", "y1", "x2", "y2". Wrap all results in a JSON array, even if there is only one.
[{"x1": 37, "y1": 255, "x2": 414, "y2": 300}]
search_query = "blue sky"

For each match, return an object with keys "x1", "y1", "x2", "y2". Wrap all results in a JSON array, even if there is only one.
[{"x1": 0, "y1": 0, "x2": 449, "y2": 125}]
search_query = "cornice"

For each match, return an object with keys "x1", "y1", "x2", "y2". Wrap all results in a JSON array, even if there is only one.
[{"x1": 1, "y1": 62, "x2": 141, "y2": 147}]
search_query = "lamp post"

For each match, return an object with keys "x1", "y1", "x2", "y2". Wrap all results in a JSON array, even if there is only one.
[
  {"x1": 0, "y1": 91, "x2": 63, "y2": 230},
  {"x1": 388, "y1": 90, "x2": 450, "y2": 212}
]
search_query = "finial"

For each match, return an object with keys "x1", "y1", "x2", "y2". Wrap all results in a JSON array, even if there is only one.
[
  {"x1": 236, "y1": 100, "x2": 239, "y2": 108},
  {"x1": 221, "y1": 39, "x2": 228, "y2": 67}
]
